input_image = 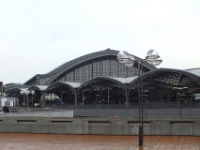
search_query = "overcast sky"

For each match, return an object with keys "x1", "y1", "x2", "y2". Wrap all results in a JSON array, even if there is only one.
[{"x1": 0, "y1": 0, "x2": 200, "y2": 84}]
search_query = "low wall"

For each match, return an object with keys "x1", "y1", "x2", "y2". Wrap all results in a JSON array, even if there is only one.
[
  {"x1": 0, "y1": 116, "x2": 199, "y2": 136},
  {"x1": 0, "y1": 108, "x2": 74, "y2": 117}
]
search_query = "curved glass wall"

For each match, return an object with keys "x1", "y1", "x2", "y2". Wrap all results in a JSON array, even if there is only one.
[{"x1": 60, "y1": 59, "x2": 140, "y2": 83}]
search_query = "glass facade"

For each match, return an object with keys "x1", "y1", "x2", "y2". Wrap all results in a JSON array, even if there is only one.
[{"x1": 60, "y1": 59, "x2": 140, "y2": 83}]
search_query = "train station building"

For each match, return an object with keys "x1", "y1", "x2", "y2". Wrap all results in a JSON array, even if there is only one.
[{"x1": 4, "y1": 48, "x2": 200, "y2": 107}]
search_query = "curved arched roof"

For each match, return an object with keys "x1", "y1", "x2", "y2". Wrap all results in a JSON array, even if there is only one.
[
  {"x1": 143, "y1": 68, "x2": 200, "y2": 84},
  {"x1": 79, "y1": 76, "x2": 138, "y2": 89},
  {"x1": 28, "y1": 85, "x2": 48, "y2": 91},
  {"x1": 44, "y1": 68, "x2": 200, "y2": 93},
  {"x1": 45, "y1": 81, "x2": 81, "y2": 93},
  {"x1": 186, "y1": 67, "x2": 200, "y2": 76},
  {"x1": 129, "y1": 68, "x2": 200, "y2": 93},
  {"x1": 78, "y1": 76, "x2": 138, "y2": 94},
  {"x1": 44, "y1": 77, "x2": 138, "y2": 94},
  {"x1": 24, "y1": 48, "x2": 157, "y2": 85},
  {"x1": 4, "y1": 83, "x2": 29, "y2": 92}
]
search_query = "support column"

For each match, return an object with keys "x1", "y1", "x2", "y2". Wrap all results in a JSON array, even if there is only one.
[
  {"x1": 82, "y1": 90, "x2": 85, "y2": 105},
  {"x1": 74, "y1": 89, "x2": 77, "y2": 105},
  {"x1": 26, "y1": 94, "x2": 29, "y2": 108},
  {"x1": 125, "y1": 85, "x2": 129, "y2": 105},
  {"x1": 42, "y1": 92, "x2": 46, "y2": 107},
  {"x1": 108, "y1": 88, "x2": 110, "y2": 106}
]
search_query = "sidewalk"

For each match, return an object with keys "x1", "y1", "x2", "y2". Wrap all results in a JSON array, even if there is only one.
[{"x1": 0, "y1": 133, "x2": 199, "y2": 150}]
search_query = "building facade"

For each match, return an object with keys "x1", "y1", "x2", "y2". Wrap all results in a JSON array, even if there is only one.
[{"x1": 4, "y1": 48, "x2": 200, "y2": 107}]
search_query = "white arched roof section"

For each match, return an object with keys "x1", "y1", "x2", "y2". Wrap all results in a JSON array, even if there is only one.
[
  {"x1": 28, "y1": 85, "x2": 48, "y2": 91},
  {"x1": 78, "y1": 76, "x2": 138, "y2": 92},
  {"x1": 4, "y1": 87, "x2": 30, "y2": 97},
  {"x1": 109, "y1": 76, "x2": 138, "y2": 84},
  {"x1": 45, "y1": 81, "x2": 81, "y2": 92},
  {"x1": 65, "y1": 82, "x2": 81, "y2": 89},
  {"x1": 20, "y1": 88, "x2": 29, "y2": 91},
  {"x1": 5, "y1": 87, "x2": 28, "y2": 93}
]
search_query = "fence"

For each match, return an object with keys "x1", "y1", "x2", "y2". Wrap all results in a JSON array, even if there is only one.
[{"x1": 43, "y1": 102, "x2": 200, "y2": 118}]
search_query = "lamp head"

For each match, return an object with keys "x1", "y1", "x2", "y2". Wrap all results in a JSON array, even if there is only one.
[
  {"x1": 149, "y1": 57, "x2": 163, "y2": 66},
  {"x1": 117, "y1": 51, "x2": 124, "y2": 59},
  {"x1": 117, "y1": 51, "x2": 129, "y2": 64},
  {"x1": 146, "y1": 49, "x2": 162, "y2": 66},
  {"x1": 145, "y1": 49, "x2": 160, "y2": 60}
]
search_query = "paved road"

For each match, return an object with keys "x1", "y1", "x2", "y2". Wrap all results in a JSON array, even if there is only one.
[{"x1": 0, "y1": 133, "x2": 199, "y2": 150}]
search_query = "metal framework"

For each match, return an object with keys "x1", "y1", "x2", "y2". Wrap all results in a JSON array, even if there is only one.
[{"x1": 23, "y1": 49, "x2": 156, "y2": 86}]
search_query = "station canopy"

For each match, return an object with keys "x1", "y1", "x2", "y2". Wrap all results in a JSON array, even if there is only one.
[{"x1": 128, "y1": 68, "x2": 200, "y2": 93}]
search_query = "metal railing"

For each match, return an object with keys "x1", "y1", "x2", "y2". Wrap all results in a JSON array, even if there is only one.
[{"x1": 42, "y1": 102, "x2": 200, "y2": 118}]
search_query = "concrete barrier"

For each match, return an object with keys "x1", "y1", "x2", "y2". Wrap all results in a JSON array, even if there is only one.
[
  {"x1": 4, "y1": 111, "x2": 74, "y2": 117},
  {"x1": 0, "y1": 115, "x2": 199, "y2": 136},
  {"x1": 0, "y1": 107, "x2": 74, "y2": 117}
]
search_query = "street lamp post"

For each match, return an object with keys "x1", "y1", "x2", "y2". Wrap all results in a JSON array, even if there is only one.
[
  {"x1": 30, "y1": 91, "x2": 35, "y2": 108},
  {"x1": 117, "y1": 49, "x2": 162, "y2": 146},
  {"x1": 20, "y1": 90, "x2": 30, "y2": 108},
  {"x1": 173, "y1": 87, "x2": 188, "y2": 117}
]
